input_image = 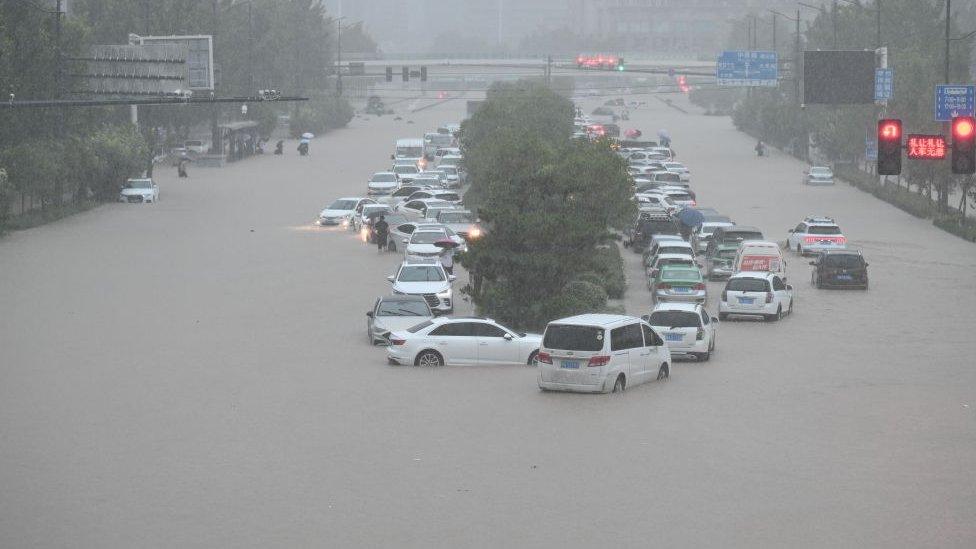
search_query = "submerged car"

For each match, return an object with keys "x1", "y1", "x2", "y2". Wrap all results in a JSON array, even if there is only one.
[
  {"x1": 387, "y1": 317, "x2": 541, "y2": 366},
  {"x1": 810, "y1": 249, "x2": 869, "y2": 289},
  {"x1": 787, "y1": 216, "x2": 847, "y2": 255},
  {"x1": 318, "y1": 197, "x2": 374, "y2": 226},
  {"x1": 367, "y1": 172, "x2": 400, "y2": 195},
  {"x1": 719, "y1": 272, "x2": 794, "y2": 321},
  {"x1": 804, "y1": 166, "x2": 834, "y2": 185},
  {"x1": 119, "y1": 178, "x2": 159, "y2": 203},
  {"x1": 650, "y1": 265, "x2": 707, "y2": 304},
  {"x1": 645, "y1": 302, "x2": 717, "y2": 362},
  {"x1": 366, "y1": 295, "x2": 434, "y2": 345},
  {"x1": 387, "y1": 259, "x2": 455, "y2": 314}
]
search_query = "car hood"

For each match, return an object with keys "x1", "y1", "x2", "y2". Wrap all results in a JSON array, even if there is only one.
[
  {"x1": 393, "y1": 281, "x2": 450, "y2": 294},
  {"x1": 369, "y1": 181, "x2": 398, "y2": 188},
  {"x1": 320, "y1": 208, "x2": 353, "y2": 217},
  {"x1": 120, "y1": 188, "x2": 152, "y2": 196},
  {"x1": 405, "y1": 243, "x2": 442, "y2": 254},
  {"x1": 373, "y1": 316, "x2": 433, "y2": 333}
]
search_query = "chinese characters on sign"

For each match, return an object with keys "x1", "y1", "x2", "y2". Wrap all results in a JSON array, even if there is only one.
[
  {"x1": 906, "y1": 135, "x2": 947, "y2": 160},
  {"x1": 935, "y1": 85, "x2": 975, "y2": 122},
  {"x1": 874, "y1": 68, "x2": 893, "y2": 101},
  {"x1": 716, "y1": 51, "x2": 778, "y2": 87}
]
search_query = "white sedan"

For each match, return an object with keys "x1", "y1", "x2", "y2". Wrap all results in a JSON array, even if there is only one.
[
  {"x1": 318, "y1": 197, "x2": 374, "y2": 226},
  {"x1": 718, "y1": 272, "x2": 794, "y2": 321},
  {"x1": 367, "y1": 172, "x2": 399, "y2": 195},
  {"x1": 645, "y1": 302, "x2": 717, "y2": 361},
  {"x1": 387, "y1": 317, "x2": 542, "y2": 366}
]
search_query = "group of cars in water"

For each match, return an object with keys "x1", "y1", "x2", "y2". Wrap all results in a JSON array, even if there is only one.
[{"x1": 326, "y1": 104, "x2": 870, "y2": 395}]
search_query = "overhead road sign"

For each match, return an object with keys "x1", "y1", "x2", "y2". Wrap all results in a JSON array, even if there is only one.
[
  {"x1": 874, "y1": 68, "x2": 893, "y2": 101},
  {"x1": 803, "y1": 50, "x2": 875, "y2": 104},
  {"x1": 935, "y1": 85, "x2": 975, "y2": 122},
  {"x1": 716, "y1": 51, "x2": 778, "y2": 87}
]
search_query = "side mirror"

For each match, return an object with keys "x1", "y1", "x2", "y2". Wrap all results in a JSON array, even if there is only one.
[
  {"x1": 650, "y1": 269, "x2": 659, "y2": 277},
  {"x1": 640, "y1": 314, "x2": 650, "y2": 322},
  {"x1": 386, "y1": 275, "x2": 394, "y2": 282},
  {"x1": 448, "y1": 275, "x2": 457, "y2": 282},
  {"x1": 366, "y1": 311, "x2": 374, "y2": 318},
  {"x1": 711, "y1": 316, "x2": 719, "y2": 322},
  {"x1": 503, "y1": 333, "x2": 513, "y2": 341},
  {"x1": 786, "y1": 284, "x2": 794, "y2": 291}
]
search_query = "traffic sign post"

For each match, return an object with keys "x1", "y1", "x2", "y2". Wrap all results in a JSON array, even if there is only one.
[
  {"x1": 716, "y1": 51, "x2": 778, "y2": 87},
  {"x1": 935, "y1": 85, "x2": 975, "y2": 122},
  {"x1": 874, "y1": 68, "x2": 893, "y2": 102},
  {"x1": 865, "y1": 137, "x2": 878, "y2": 161}
]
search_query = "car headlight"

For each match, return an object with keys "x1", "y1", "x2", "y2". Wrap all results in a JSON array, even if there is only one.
[
  {"x1": 468, "y1": 227, "x2": 482, "y2": 239},
  {"x1": 436, "y1": 289, "x2": 451, "y2": 298}
]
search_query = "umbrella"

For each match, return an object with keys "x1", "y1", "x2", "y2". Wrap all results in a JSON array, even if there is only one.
[
  {"x1": 676, "y1": 207, "x2": 704, "y2": 228},
  {"x1": 624, "y1": 128, "x2": 642, "y2": 138},
  {"x1": 658, "y1": 129, "x2": 670, "y2": 139},
  {"x1": 299, "y1": 138, "x2": 310, "y2": 144},
  {"x1": 301, "y1": 132, "x2": 315, "y2": 139},
  {"x1": 434, "y1": 238, "x2": 459, "y2": 249}
]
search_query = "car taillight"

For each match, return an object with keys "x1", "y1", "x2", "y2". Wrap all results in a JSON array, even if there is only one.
[
  {"x1": 804, "y1": 236, "x2": 817, "y2": 243},
  {"x1": 390, "y1": 338, "x2": 407, "y2": 346},
  {"x1": 721, "y1": 290, "x2": 727, "y2": 301},
  {"x1": 837, "y1": 237, "x2": 847, "y2": 244},
  {"x1": 691, "y1": 200, "x2": 697, "y2": 206},
  {"x1": 588, "y1": 355, "x2": 611, "y2": 367},
  {"x1": 537, "y1": 351, "x2": 552, "y2": 364},
  {"x1": 693, "y1": 283, "x2": 705, "y2": 290},
  {"x1": 657, "y1": 283, "x2": 671, "y2": 290},
  {"x1": 765, "y1": 291, "x2": 773, "y2": 303},
  {"x1": 696, "y1": 328, "x2": 704, "y2": 340}
]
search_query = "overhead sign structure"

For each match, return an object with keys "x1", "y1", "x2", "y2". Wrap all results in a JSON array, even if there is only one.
[
  {"x1": 803, "y1": 50, "x2": 876, "y2": 104},
  {"x1": 875, "y1": 68, "x2": 893, "y2": 101},
  {"x1": 905, "y1": 135, "x2": 947, "y2": 160},
  {"x1": 935, "y1": 85, "x2": 975, "y2": 122},
  {"x1": 130, "y1": 34, "x2": 214, "y2": 91},
  {"x1": 716, "y1": 50, "x2": 778, "y2": 87}
]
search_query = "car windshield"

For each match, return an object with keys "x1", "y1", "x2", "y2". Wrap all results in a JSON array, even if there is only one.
[
  {"x1": 666, "y1": 192, "x2": 692, "y2": 201},
  {"x1": 440, "y1": 167, "x2": 458, "y2": 175},
  {"x1": 377, "y1": 300, "x2": 430, "y2": 316},
  {"x1": 435, "y1": 193, "x2": 460, "y2": 201},
  {"x1": 661, "y1": 258, "x2": 693, "y2": 266},
  {"x1": 372, "y1": 173, "x2": 397, "y2": 182},
  {"x1": 543, "y1": 325, "x2": 605, "y2": 351},
  {"x1": 398, "y1": 265, "x2": 445, "y2": 282},
  {"x1": 407, "y1": 320, "x2": 434, "y2": 333},
  {"x1": 727, "y1": 278, "x2": 769, "y2": 292},
  {"x1": 824, "y1": 254, "x2": 864, "y2": 268},
  {"x1": 808, "y1": 225, "x2": 841, "y2": 235},
  {"x1": 438, "y1": 212, "x2": 473, "y2": 223},
  {"x1": 660, "y1": 246, "x2": 692, "y2": 255},
  {"x1": 127, "y1": 180, "x2": 152, "y2": 189},
  {"x1": 810, "y1": 167, "x2": 832, "y2": 175},
  {"x1": 662, "y1": 268, "x2": 701, "y2": 281},
  {"x1": 716, "y1": 249, "x2": 737, "y2": 259},
  {"x1": 649, "y1": 311, "x2": 700, "y2": 328},
  {"x1": 394, "y1": 166, "x2": 419, "y2": 174},
  {"x1": 641, "y1": 220, "x2": 679, "y2": 234},
  {"x1": 410, "y1": 231, "x2": 446, "y2": 244},
  {"x1": 723, "y1": 231, "x2": 763, "y2": 242},
  {"x1": 328, "y1": 199, "x2": 357, "y2": 210}
]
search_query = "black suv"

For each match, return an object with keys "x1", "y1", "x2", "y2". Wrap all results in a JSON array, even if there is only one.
[
  {"x1": 626, "y1": 211, "x2": 680, "y2": 252},
  {"x1": 809, "y1": 249, "x2": 869, "y2": 289}
]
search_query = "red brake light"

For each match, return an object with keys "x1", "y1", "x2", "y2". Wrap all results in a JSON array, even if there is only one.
[
  {"x1": 838, "y1": 237, "x2": 847, "y2": 244},
  {"x1": 805, "y1": 236, "x2": 817, "y2": 243},
  {"x1": 693, "y1": 283, "x2": 705, "y2": 291},
  {"x1": 391, "y1": 338, "x2": 407, "y2": 346},
  {"x1": 657, "y1": 283, "x2": 671, "y2": 290},
  {"x1": 765, "y1": 291, "x2": 773, "y2": 303},
  {"x1": 588, "y1": 355, "x2": 611, "y2": 367},
  {"x1": 537, "y1": 351, "x2": 552, "y2": 364}
]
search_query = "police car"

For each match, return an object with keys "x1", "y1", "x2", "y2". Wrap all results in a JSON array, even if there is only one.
[{"x1": 786, "y1": 216, "x2": 847, "y2": 255}]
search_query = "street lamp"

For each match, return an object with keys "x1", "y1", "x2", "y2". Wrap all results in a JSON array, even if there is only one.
[
  {"x1": 334, "y1": 17, "x2": 361, "y2": 97},
  {"x1": 769, "y1": 9, "x2": 802, "y2": 103}
]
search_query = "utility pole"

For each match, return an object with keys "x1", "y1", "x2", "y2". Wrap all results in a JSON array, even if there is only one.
[
  {"x1": 336, "y1": 19, "x2": 343, "y2": 97},
  {"x1": 942, "y1": 0, "x2": 952, "y2": 213},
  {"x1": 772, "y1": 12, "x2": 777, "y2": 52},
  {"x1": 833, "y1": 0, "x2": 838, "y2": 49},
  {"x1": 546, "y1": 55, "x2": 552, "y2": 88},
  {"x1": 247, "y1": 0, "x2": 254, "y2": 94},
  {"x1": 796, "y1": 9, "x2": 801, "y2": 103},
  {"x1": 876, "y1": 0, "x2": 882, "y2": 49},
  {"x1": 55, "y1": 0, "x2": 64, "y2": 133},
  {"x1": 211, "y1": 0, "x2": 221, "y2": 155}
]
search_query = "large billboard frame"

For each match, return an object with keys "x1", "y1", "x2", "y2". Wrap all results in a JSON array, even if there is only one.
[{"x1": 130, "y1": 34, "x2": 214, "y2": 91}]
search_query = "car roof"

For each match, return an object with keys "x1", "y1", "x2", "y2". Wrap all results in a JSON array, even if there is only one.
[
  {"x1": 739, "y1": 240, "x2": 780, "y2": 248},
  {"x1": 724, "y1": 225, "x2": 762, "y2": 232},
  {"x1": 402, "y1": 258, "x2": 441, "y2": 266},
  {"x1": 372, "y1": 171, "x2": 397, "y2": 176},
  {"x1": 550, "y1": 314, "x2": 643, "y2": 327},
  {"x1": 650, "y1": 302, "x2": 700, "y2": 313},
  {"x1": 730, "y1": 271, "x2": 775, "y2": 280},
  {"x1": 822, "y1": 248, "x2": 862, "y2": 255},
  {"x1": 660, "y1": 240, "x2": 694, "y2": 247},
  {"x1": 655, "y1": 253, "x2": 695, "y2": 260},
  {"x1": 380, "y1": 294, "x2": 427, "y2": 303}
]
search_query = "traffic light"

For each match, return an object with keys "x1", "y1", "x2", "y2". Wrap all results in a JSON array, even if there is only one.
[
  {"x1": 420, "y1": 66, "x2": 428, "y2": 82},
  {"x1": 616, "y1": 57, "x2": 625, "y2": 71},
  {"x1": 402, "y1": 66, "x2": 409, "y2": 82},
  {"x1": 877, "y1": 118, "x2": 902, "y2": 175},
  {"x1": 385, "y1": 66, "x2": 393, "y2": 82},
  {"x1": 951, "y1": 115, "x2": 976, "y2": 174}
]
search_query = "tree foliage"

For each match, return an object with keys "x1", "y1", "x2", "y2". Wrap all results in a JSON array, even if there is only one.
[{"x1": 458, "y1": 82, "x2": 635, "y2": 330}]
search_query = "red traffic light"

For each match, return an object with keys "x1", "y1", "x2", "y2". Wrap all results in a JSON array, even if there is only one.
[
  {"x1": 879, "y1": 120, "x2": 901, "y2": 140},
  {"x1": 953, "y1": 116, "x2": 975, "y2": 139}
]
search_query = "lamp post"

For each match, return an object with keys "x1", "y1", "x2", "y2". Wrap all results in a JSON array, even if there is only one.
[{"x1": 769, "y1": 9, "x2": 801, "y2": 103}]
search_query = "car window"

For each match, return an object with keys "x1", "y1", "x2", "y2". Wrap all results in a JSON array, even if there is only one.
[
  {"x1": 430, "y1": 322, "x2": 477, "y2": 337},
  {"x1": 701, "y1": 309, "x2": 710, "y2": 325},
  {"x1": 475, "y1": 323, "x2": 508, "y2": 337},
  {"x1": 641, "y1": 324, "x2": 662, "y2": 347},
  {"x1": 543, "y1": 324, "x2": 605, "y2": 351},
  {"x1": 377, "y1": 300, "x2": 430, "y2": 316},
  {"x1": 824, "y1": 254, "x2": 863, "y2": 268},
  {"x1": 408, "y1": 320, "x2": 434, "y2": 333},
  {"x1": 398, "y1": 265, "x2": 445, "y2": 282},
  {"x1": 648, "y1": 311, "x2": 700, "y2": 328},
  {"x1": 397, "y1": 224, "x2": 415, "y2": 234},
  {"x1": 772, "y1": 277, "x2": 786, "y2": 291},
  {"x1": 610, "y1": 323, "x2": 644, "y2": 351},
  {"x1": 726, "y1": 278, "x2": 769, "y2": 292},
  {"x1": 795, "y1": 224, "x2": 805, "y2": 232},
  {"x1": 808, "y1": 225, "x2": 841, "y2": 235}
]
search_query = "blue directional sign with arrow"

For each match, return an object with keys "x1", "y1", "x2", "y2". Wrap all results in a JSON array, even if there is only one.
[
  {"x1": 935, "y1": 85, "x2": 975, "y2": 122},
  {"x1": 716, "y1": 50, "x2": 778, "y2": 87}
]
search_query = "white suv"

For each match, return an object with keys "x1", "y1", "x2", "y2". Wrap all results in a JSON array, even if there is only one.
[
  {"x1": 718, "y1": 272, "x2": 794, "y2": 322},
  {"x1": 537, "y1": 314, "x2": 671, "y2": 393},
  {"x1": 645, "y1": 302, "x2": 717, "y2": 361},
  {"x1": 387, "y1": 260, "x2": 455, "y2": 314},
  {"x1": 786, "y1": 216, "x2": 847, "y2": 255}
]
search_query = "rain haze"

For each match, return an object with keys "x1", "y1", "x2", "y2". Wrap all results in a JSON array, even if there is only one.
[{"x1": 1, "y1": 0, "x2": 976, "y2": 547}]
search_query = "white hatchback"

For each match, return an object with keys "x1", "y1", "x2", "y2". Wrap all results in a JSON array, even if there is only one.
[
  {"x1": 537, "y1": 314, "x2": 671, "y2": 393},
  {"x1": 387, "y1": 317, "x2": 542, "y2": 366},
  {"x1": 719, "y1": 272, "x2": 794, "y2": 322},
  {"x1": 645, "y1": 302, "x2": 717, "y2": 361}
]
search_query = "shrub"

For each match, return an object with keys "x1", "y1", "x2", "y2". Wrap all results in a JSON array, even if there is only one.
[
  {"x1": 289, "y1": 95, "x2": 354, "y2": 138},
  {"x1": 934, "y1": 214, "x2": 976, "y2": 242}
]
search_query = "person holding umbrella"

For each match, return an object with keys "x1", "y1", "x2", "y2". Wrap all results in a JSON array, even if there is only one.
[
  {"x1": 434, "y1": 237, "x2": 459, "y2": 275},
  {"x1": 676, "y1": 207, "x2": 705, "y2": 241}
]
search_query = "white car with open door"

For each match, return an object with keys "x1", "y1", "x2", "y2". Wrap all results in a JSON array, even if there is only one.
[
  {"x1": 537, "y1": 314, "x2": 671, "y2": 393},
  {"x1": 645, "y1": 302, "x2": 717, "y2": 361},
  {"x1": 386, "y1": 317, "x2": 542, "y2": 366},
  {"x1": 718, "y1": 272, "x2": 794, "y2": 321}
]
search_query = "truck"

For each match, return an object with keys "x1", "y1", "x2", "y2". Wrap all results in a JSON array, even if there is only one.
[{"x1": 393, "y1": 138, "x2": 424, "y2": 160}]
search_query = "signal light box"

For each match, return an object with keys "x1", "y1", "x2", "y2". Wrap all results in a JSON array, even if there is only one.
[{"x1": 906, "y1": 135, "x2": 947, "y2": 160}]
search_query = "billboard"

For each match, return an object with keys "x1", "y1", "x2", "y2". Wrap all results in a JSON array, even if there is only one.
[
  {"x1": 802, "y1": 50, "x2": 876, "y2": 105},
  {"x1": 82, "y1": 43, "x2": 188, "y2": 96},
  {"x1": 130, "y1": 34, "x2": 214, "y2": 91}
]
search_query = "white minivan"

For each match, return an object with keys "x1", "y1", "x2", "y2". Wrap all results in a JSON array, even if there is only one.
[
  {"x1": 537, "y1": 314, "x2": 671, "y2": 393},
  {"x1": 733, "y1": 240, "x2": 787, "y2": 279}
]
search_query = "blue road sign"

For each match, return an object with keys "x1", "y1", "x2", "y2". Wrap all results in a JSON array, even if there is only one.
[
  {"x1": 865, "y1": 137, "x2": 878, "y2": 161},
  {"x1": 935, "y1": 85, "x2": 975, "y2": 121},
  {"x1": 874, "y1": 68, "x2": 893, "y2": 101},
  {"x1": 716, "y1": 50, "x2": 778, "y2": 87}
]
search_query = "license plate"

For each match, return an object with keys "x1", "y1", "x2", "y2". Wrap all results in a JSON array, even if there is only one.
[
  {"x1": 674, "y1": 287, "x2": 691, "y2": 293},
  {"x1": 561, "y1": 360, "x2": 580, "y2": 369},
  {"x1": 837, "y1": 274, "x2": 852, "y2": 280},
  {"x1": 739, "y1": 297, "x2": 754, "y2": 304},
  {"x1": 666, "y1": 333, "x2": 683, "y2": 342}
]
